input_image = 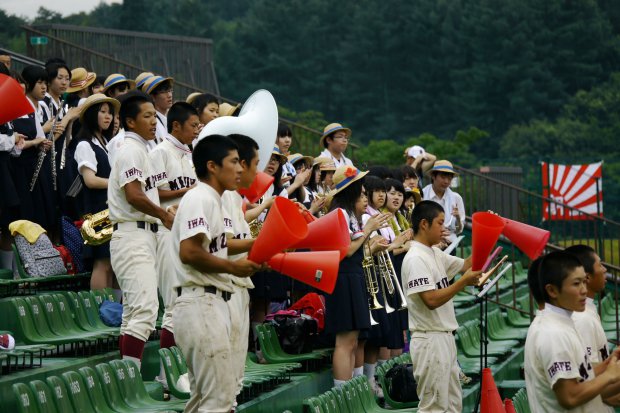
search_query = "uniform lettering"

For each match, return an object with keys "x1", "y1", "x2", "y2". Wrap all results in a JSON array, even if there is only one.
[
  {"x1": 124, "y1": 167, "x2": 142, "y2": 179},
  {"x1": 223, "y1": 218, "x2": 233, "y2": 228},
  {"x1": 208, "y1": 233, "x2": 227, "y2": 253},
  {"x1": 233, "y1": 232, "x2": 249, "y2": 240},
  {"x1": 169, "y1": 176, "x2": 196, "y2": 191},
  {"x1": 547, "y1": 361, "x2": 571, "y2": 379},
  {"x1": 408, "y1": 277, "x2": 430, "y2": 289},
  {"x1": 187, "y1": 217, "x2": 206, "y2": 230},
  {"x1": 600, "y1": 346, "x2": 610, "y2": 361},
  {"x1": 436, "y1": 277, "x2": 449, "y2": 289},
  {"x1": 578, "y1": 354, "x2": 592, "y2": 381}
]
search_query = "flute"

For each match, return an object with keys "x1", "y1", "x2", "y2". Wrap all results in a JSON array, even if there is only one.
[{"x1": 30, "y1": 100, "x2": 62, "y2": 192}]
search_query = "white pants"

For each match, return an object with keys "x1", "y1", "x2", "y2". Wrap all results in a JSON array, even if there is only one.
[
  {"x1": 173, "y1": 287, "x2": 236, "y2": 413},
  {"x1": 156, "y1": 228, "x2": 177, "y2": 332},
  {"x1": 110, "y1": 226, "x2": 158, "y2": 341},
  {"x1": 227, "y1": 284, "x2": 250, "y2": 396},
  {"x1": 410, "y1": 331, "x2": 462, "y2": 413}
]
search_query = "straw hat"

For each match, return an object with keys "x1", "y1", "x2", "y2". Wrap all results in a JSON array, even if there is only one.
[
  {"x1": 320, "y1": 123, "x2": 351, "y2": 147},
  {"x1": 313, "y1": 157, "x2": 336, "y2": 171},
  {"x1": 287, "y1": 153, "x2": 313, "y2": 167},
  {"x1": 219, "y1": 102, "x2": 241, "y2": 117},
  {"x1": 134, "y1": 72, "x2": 154, "y2": 90},
  {"x1": 328, "y1": 165, "x2": 368, "y2": 197},
  {"x1": 270, "y1": 147, "x2": 288, "y2": 164},
  {"x1": 428, "y1": 160, "x2": 458, "y2": 176},
  {"x1": 405, "y1": 187, "x2": 423, "y2": 205},
  {"x1": 102, "y1": 73, "x2": 135, "y2": 94},
  {"x1": 186, "y1": 92, "x2": 202, "y2": 104},
  {"x1": 78, "y1": 93, "x2": 120, "y2": 123},
  {"x1": 142, "y1": 75, "x2": 174, "y2": 94},
  {"x1": 67, "y1": 68, "x2": 97, "y2": 93}
]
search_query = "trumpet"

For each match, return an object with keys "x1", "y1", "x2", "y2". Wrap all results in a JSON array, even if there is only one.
[
  {"x1": 377, "y1": 251, "x2": 407, "y2": 311},
  {"x1": 362, "y1": 242, "x2": 382, "y2": 326}
]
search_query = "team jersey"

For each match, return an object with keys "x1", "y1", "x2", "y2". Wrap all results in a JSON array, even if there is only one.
[
  {"x1": 222, "y1": 190, "x2": 254, "y2": 289},
  {"x1": 402, "y1": 241, "x2": 464, "y2": 332},
  {"x1": 155, "y1": 111, "x2": 167, "y2": 144},
  {"x1": 525, "y1": 304, "x2": 606, "y2": 413},
  {"x1": 573, "y1": 298, "x2": 610, "y2": 364},
  {"x1": 108, "y1": 132, "x2": 163, "y2": 224},
  {"x1": 149, "y1": 134, "x2": 197, "y2": 209},
  {"x1": 170, "y1": 181, "x2": 233, "y2": 293}
]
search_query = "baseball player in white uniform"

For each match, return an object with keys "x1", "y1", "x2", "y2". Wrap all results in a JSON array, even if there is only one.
[
  {"x1": 149, "y1": 102, "x2": 199, "y2": 351},
  {"x1": 170, "y1": 134, "x2": 261, "y2": 412},
  {"x1": 401, "y1": 200, "x2": 479, "y2": 412},
  {"x1": 108, "y1": 91, "x2": 174, "y2": 368},
  {"x1": 524, "y1": 251, "x2": 620, "y2": 412},
  {"x1": 222, "y1": 134, "x2": 260, "y2": 407}
]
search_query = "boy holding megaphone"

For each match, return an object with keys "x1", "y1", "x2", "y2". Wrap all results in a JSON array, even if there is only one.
[{"x1": 402, "y1": 200, "x2": 481, "y2": 412}]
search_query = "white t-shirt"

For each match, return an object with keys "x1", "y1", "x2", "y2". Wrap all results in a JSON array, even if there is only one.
[
  {"x1": 318, "y1": 149, "x2": 354, "y2": 168},
  {"x1": 402, "y1": 240, "x2": 464, "y2": 332},
  {"x1": 422, "y1": 185, "x2": 465, "y2": 244},
  {"x1": 573, "y1": 298, "x2": 610, "y2": 364},
  {"x1": 107, "y1": 129, "x2": 125, "y2": 167},
  {"x1": 169, "y1": 181, "x2": 233, "y2": 293},
  {"x1": 107, "y1": 132, "x2": 162, "y2": 224},
  {"x1": 149, "y1": 134, "x2": 197, "y2": 209},
  {"x1": 75, "y1": 137, "x2": 107, "y2": 174},
  {"x1": 525, "y1": 304, "x2": 606, "y2": 413},
  {"x1": 0, "y1": 122, "x2": 21, "y2": 155},
  {"x1": 222, "y1": 190, "x2": 254, "y2": 289}
]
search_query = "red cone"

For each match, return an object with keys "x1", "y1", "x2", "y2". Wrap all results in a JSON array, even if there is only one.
[
  {"x1": 0, "y1": 73, "x2": 33, "y2": 124},
  {"x1": 471, "y1": 212, "x2": 505, "y2": 271},
  {"x1": 480, "y1": 368, "x2": 506, "y2": 413}
]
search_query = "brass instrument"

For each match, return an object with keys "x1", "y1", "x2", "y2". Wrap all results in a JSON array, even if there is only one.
[
  {"x1": 81, "y1": 209, "x2": 113, "y2": 245},
  {"x1": 376, "y1": 251, "x2": 395, "y2": 314},
  {"x1": 378, "y1": 251, "x2": 408, "y2": 311},
  {"x1": 249, "y1": 219, "x2": 263, "y2": 238},
  {"x1": 362, "y1": 242, "x2": 382, "y2": 326}
]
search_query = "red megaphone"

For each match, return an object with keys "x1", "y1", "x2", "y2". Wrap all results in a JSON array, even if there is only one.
[
  {"x1": 472, "y1": 212, "x2": 505, "y2": 271},
  {"x1": 268, "y1": 251, "x2": 340, "y2": 294},
  {"x1": 0, "y1": 74, "x2": 34, "y2": 125},
  {"x1": 480, "y1": 368, "x2": 506, "y2": 413},
  {"x1": 248, "y1": 197, "x2": 308, "y2": 263},
  {"x1": 504, "y1": 399, "x2": 516, "y2": 413},
  {"x1": 292, "y1": 209, "x2": 350, "y2": 260},
  {"x1": 238, "y1": 171, "x2": 274, "y2": 203},
  {"x1": 501, "y1": 218, "x2": 550, "y2": 260}
]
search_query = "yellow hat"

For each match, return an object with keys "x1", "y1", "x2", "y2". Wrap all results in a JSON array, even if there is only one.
[
  {"x1": 287, "y1": 153, "x2": 313, "y2": 166},
  {"x1": 67, "y1": 68, "x2": 97, "y2": 93},
  {"x1": 142, "y1": 75, "x2": 174, "y2": 94},
  {"x1": 320, "y1": 122, "x2": 351, "y2": 147},
  {"x1": 78, "y1": 93, "x2": 120, "y2": 123},
  {"x1": 328, "y1": 165, "x2": 368, "y2": 197},
  {"x1": 134, "y1": 72, "x2": 154, "y2": 89},
  {"x1": 186, "y1": 92, "x2": 202, "y2": 104},
  {"x1": 219, "y1": 102, "x2": 241, "y2": 117},
  {"x1": 102, "y1": 73, "x2": 135, "y2": 94}
]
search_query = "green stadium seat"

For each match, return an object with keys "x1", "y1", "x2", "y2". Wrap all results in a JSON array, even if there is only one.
[
  {"x1": 61, "y1": 370, "x2": 109, "y2": 413},
  {"x1": 303, "y1": 396, "x2": 324, "y2": 413},
  {"x1": 13, "y1": 382, "x2": 40, "y2": 413},
  {"x1": 506, "y1": 307, "x2": 531, "y2": 328},
  {"x1": 28, "y1": 380, "x2": 59, "y2": 413},
  {"x1": 255, "y1": 324, "x2": 323, "y2": 365},
  {"x1": 61, "y1": 292, "x2": 119, "y2": 337},
  {"x1": 353, "y1": 375, "x2": 418, "y2": 412},
  {"x1": 108, "y1": 359, "x2": 185, "y2": 411},
  {"x1": 488, "y1": 309, "x2": 528, "y2": 341},
  {"x1": 169, "y1": 346, "x2": 187, "y2": 375},
  {"x1": 158, "y1": 348, "x2": 190, "y2": 400},
  {"x1": 95, "y1": 363, "x2": 148, "y2": 413},
  {"x1": 323, "y1": 390, "x2": 340, "y2": 413},
  {"x1": 45, "y1": 376, "x2": 76, "y2": 413},
  {"x1": 512, "y1": 388, "x2": 531, "y2": 413}
]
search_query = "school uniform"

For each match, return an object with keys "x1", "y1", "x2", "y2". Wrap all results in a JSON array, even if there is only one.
[
  {"x1": 0, "y1": 122, "x2": 21, "y2": 227},
  {"x1": 222, "y1": 189, "x2": 254, "y2": 398},
  {"x1": 74, "y1": 137, "x2": 112, "y2": 259},
  {"x1": 324, "y1": 209, "x2": 371, "y2": 335},
  {"x1": 402, "y1": 241, "x2": 464, "y2": 412},
  {"x1": 108, "y1": 132, "x2": 162, "y2": 343},
  {"x1": 421, "y1": 185, "x2": 465, "y2": 245},
  {"x1": 171, "y1": 181, "x2": 237, "y2": 413},
  {"x1": 525, "y1": 304, "x2": 607, "y2": 413},
  {"x1": 11, "y1": 99, "x2": 57, "y2": 232},
  {"x1": 149, "y1": 134, "x2": 197, "y2": 334},
  {"x1": 318, "y1": 149, "x2": 354, "y2": 168}
]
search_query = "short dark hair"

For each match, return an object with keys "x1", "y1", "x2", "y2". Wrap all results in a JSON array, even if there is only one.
[
  {"x1": 411, "y1": 200, "x2": 444, "y2": 233},
  {"x1": 367, "y1": 165, "x2": 393, "y2": 180},
  {"x1": 364, "y1": 175, "x2": 387, "y2": 208},
  {"x1": 118, "y1": 90, "x2": 153, "y2": 130},
  {"x1": 21, "y1": 65, "x2": 47, "y2": 93},
  {"x1": 193, "y1": 134, "x2": 239, "y2": 179},
  {"x1": 0, "y1": 62, "x2": 9, "y2": 76},
  {"x1": 46, "y1": 63, "x2": 71, "y2": 83},
  {"x1": 150, "y1": 79, "x2": 172, "y2": 95},
  {"x1": 191, "y1": 93, "x2": 219, "y2": 115},
  {"x1": 401, "y1": 165, "x2": 417, "y2": 180},
  {"x1": 228, "y1": 134, "x2": 258, "y2": 166},
  {"x1": 329, "y1": 179, "x2": 365, "y2": 216},
  {"x1": 564, "y1": 245, "x2": 597, "y2": 275},
  {"x1": 76, "y1": 102, "x2": 115, "y2": 142},
  {"x1": 385, "y1": 178, "x2": 406, "y2": 196},
  {"x1": 93, "y1": 75, "x2": 106, "y2": 89},
  {"x1": 277, "y1": 122, "x2": 292, "y2": 138},
  {"x1": 44, "y1": 57, "x2": 67, "y2": 67},
  {"x1": 527, "y1": 256, "x2": 545, "y2": 305},
  {"x1": 167, "y1": 102, "x2": 198, "y2": 133},
  {"x1": 539, "y1": 251, "x2": 584, "y2": 303}
]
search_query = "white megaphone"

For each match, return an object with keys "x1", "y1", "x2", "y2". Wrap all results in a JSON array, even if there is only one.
[{"x1": 195, "y1": 89, "x2": 277, "y2": 171}]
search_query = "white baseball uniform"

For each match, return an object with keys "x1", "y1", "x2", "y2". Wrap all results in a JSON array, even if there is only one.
[
  {"x1": 222, "y1": 190, "x2": 254, "y2": 397},
  {"x1": 401, "y1": 240, "x2": 464, "y2": 413},
  {"x1": 525, "y1": 304, "x2": 607, "y2": 413},
  {"x1": 149, "y1": 134, "x2": 197, "y2": 333},
  {"x1": 171, "y1": 181, "x2": 236, "y2": 412},
  {"x1": 106, "y1": 129, "x2": 124, "y2": 167},
  {"x1": 573, "y1": 298, "x2": 610, "y2": 364},
  {"x1": 108, "y1": 132, "x2": 163, "y2": 342},
  {"x1": 155, "y1": 111, "x2": 167, "y2": 144}
]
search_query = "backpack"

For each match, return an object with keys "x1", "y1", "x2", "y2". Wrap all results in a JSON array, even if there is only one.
[
  {"x1": 384, "y1": 363, "x2": 419, "y2": 402},
  {"x1": 288, "y1": 292, "x2": 326, "y2": 332},
  {"x1": 14, "y1": 234, "x2": 67, "y2": 278},
  {"x1": 53, "y1": 245, "x2": 77, "y2": 275},
  {"x1": 265, "y1": 310, "x2": 318, "y2": 354},
  {"x1": 60, "y1": 216, "x2": 85, "y2": 273}
]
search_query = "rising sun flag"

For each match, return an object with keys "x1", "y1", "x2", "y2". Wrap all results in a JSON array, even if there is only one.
[{"x1": 541, "y1": 161, "x2": 603, "y2": 220}]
